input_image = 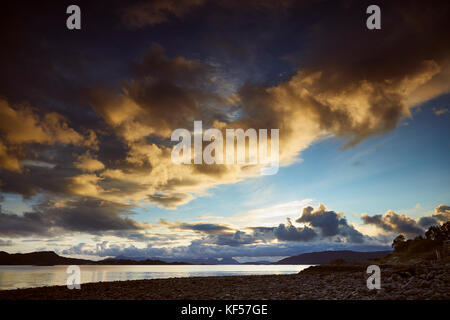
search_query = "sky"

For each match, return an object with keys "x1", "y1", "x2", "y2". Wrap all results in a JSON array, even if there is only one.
[{"x1": 0, "y1": 0, "x2": 449, "y2": 262}]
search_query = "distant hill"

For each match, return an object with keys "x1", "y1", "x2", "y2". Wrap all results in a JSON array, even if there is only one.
[
  {"x1": 0, "y1": 251, "x2": 92, "y2": 266},
  {"x1": 242, "y1": 261, "x2": 272, "y2": 265},
  {"x1": 217, "y1": 257, "x2": 240, "y2": 265},
  {"x1": 275, "y1": 250, "x2": 391, "y2": 265},
  {"x1": 114, "y1": 255, "x2": 149, "y2": 261},
  {"x1": 97, "y1": 258, "x2": 189, "y2": 265},
  {"x1": 0, "y1": 251, "x2": 190, "y2": 266},
  {"x1": 0, "y1": 251, "x2": 242, "y2": 266},
  {"x1": 151, "y1": 257, "x2": 240, "y2": 265}
]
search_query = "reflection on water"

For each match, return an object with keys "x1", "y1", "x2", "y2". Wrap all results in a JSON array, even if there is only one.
[{"x1": 0, "y1": 265, "x2": 311, "y2": 290}]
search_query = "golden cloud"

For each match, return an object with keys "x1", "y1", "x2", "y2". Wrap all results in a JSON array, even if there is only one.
[
  {"x1": 0, "y1": 99, "x2": 98, "y2": 172},
  {"x1": 74, "y1": 152, "x2": 105, "y2": 172},
  {"x1": 81, "y1": 42, "x2": 449, "y2": 209}
]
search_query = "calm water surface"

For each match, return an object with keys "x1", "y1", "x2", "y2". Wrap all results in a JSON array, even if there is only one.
[{"x1": 0, "y1": 265, "x2": 312, "y2": 290}]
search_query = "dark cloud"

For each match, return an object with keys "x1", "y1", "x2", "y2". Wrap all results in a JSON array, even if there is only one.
[
  {"x1": 203, "y1": 231, "x2": 259, "y2": 247},
  {"x1": 159, "y1": 221, "x2": 253, "y2": 246},
  {"x1": 158, "y1": 204, "x2": 367, "y2": 246},
  {"x1": 148, "y1": 193, "x2": 195, "y2": 209},
  {"x1": 109, "y1": 231, "x2": 175, "y2": 243},
  {"x1": 233, "y1": 0, "x2": 450, "y2": 153},
  {"x1": 361, "y1": 214, "x2": 393, "y2": 232},
  {"x1": 131, "y1": 43, "x2": 214, "y2": 85},
  {"x1": 0, "y1": 163, "x2": 79, "y2": 198},
  {"x1": 433, "y1": 204, "x2": 450, "y2": 222},
  {"x1": 363, "y1": 204, "x2": 450, "y2": 238},
  {"x1": 88, "y1": 43, "x2": 231, "y2": 143},
  {"x1": 273, "y1": 219, "x2": 317, "y2": 242},
  {"x1": 0, "y1": 210, "x2": 50, "y2": 237},
  {"x1": 361, "y1": 210, "x2": 424, "y2": 236},
  {"x1": 275, "y1": 1, "x2": 450, "y2": 99},
  {"x1": 0, "y1": 197, "x2": 144, "y2": 237},
  {"x1": 418, "y1": 216, "x2": 439, "y2": 229},
  {"x1": 175, "y1": 222, "x2": 233, "y2": 234},
  {"x1": 296, "y1": 204, "x2": 365, "y2": 243}
]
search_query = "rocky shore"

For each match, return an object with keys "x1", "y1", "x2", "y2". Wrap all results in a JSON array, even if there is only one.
[{"x1": 0, "y1": 262, "x2": 448, "y2": 300}]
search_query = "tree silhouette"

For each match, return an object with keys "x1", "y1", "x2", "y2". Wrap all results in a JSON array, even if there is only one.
[
  {"x1": 392, "y1": 221, "x2": 450, "y2": 257},
  {"x1": 425, "y1": 221, "x2": 450, "y2": 242},
  {"x1": 392, "y1": 234, "x2": 406, "y2": 251}
]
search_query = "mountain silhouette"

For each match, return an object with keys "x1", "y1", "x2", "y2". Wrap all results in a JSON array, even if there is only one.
[
  {"x1": 0, "y1": 251, "x2": 92, "y2": 266},
  {"x1": 0, "y1": 251, "x2": 189, "y2": 266},
  {"x1": 275, "y1": 250, "x2": 391, "y2": 264}
]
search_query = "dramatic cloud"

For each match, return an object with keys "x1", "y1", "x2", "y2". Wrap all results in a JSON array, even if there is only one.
[
  {"x1": 0, "y1": 99, "x2": 97, "y2": 173},
  {"x1": 96, "y1": 1, "x2": 450, "y2": 211},
  {"x1": 363, "y1": 204, "x2": 450, "y2": 239},
  {"x1": 82, "y1": 44, "x2": 243, "y2": 208},
  {"x1": 433, "y1": 204, "x2": 450, "y2": 222},
  {"x1": 1, "y1": 1, "x2": 449, "y2": 211},
  {"x1": 0, "y1": 197, "x2": 146, "y2": 237},
  {"x1": 272, "y1": 219, "x2": 317, "y2": 242},
  {"x1": 296, "y1": 204, "x2": 365, "y2": 243},
  {"x1": 80, "y1": 43, "x2": 448, "y2": 210},
  {"x1": 161, "y1": 220, "x2": 233, "y2": 234},
  {"x1": 418, "y1": 204, "x2": 450, "y2": 228},
  {"x1": 158, "y1": 204, "x2": 368, "y2": 247},
  {"x1": 418, "y1": 216, "x2": 439, "y2": 229},
  {"x1": 16, "y1": 201, "x2": 450, "y2": 260},
  {"x1": 89, "y1": 43, "x2": 229, "y2": 139},
  {"x1": 202, "y1": 231, "x2": 261, "y2": 247},
  {"x1": 362, "y1": 210, "x2": 424, "y2": 236}
]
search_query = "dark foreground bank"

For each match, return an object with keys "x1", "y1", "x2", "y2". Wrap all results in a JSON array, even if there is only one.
[{"x1": 0, "y1": 263, "x2": 448, "y2": 300}]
